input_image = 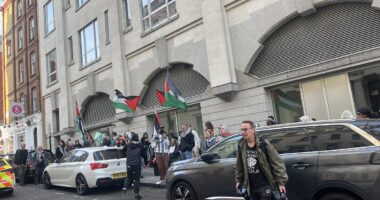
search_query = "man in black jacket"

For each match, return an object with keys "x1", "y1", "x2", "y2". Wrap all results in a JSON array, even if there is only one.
[
  {"x1": 122, "y1": 133, "x2": 144, "y2": 200},
  {"x1": 178, "y1": 124, "x2": 195, "y2": 160},
  {"x1": 14, "y1": 143, "x2": 28, "y2": 186}
]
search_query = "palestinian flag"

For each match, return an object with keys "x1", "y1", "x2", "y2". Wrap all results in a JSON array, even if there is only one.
[
  {"x1": 75, "y1": 101, "x2": 86, "y2": 142},
  {"x1": 156, "y1": 90, "x2": 165, "y2": 105},
  {"x1": 112, "y1": 89, "x2": 140, "y2": 112},
  {"x1": 153, "y1": 110, "x2": 161, "y2": 137},
  {"x1": 163, "y1": 73, "x2": 187, "y2": 111}
]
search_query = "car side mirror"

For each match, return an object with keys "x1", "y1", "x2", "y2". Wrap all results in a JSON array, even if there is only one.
[{"x1": 200, "y1": 153, "x2": 217, "y2": 163}]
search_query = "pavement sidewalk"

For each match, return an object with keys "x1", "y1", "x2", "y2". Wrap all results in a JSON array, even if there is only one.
[{"x1": 140, "y1": 166, "x2": 166, "y2": 188}]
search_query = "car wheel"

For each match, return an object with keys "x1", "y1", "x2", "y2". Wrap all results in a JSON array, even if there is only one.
[
  {"x1": 43, "y1": 172, "x2": 52, "y2": 189},
  {"x1": 319, "y1": 192, "x2": 358, "y2": 200},
  {"x1": 76, "y1": 174, "x2": 89, "y2": 195},
  {"x1": 171, "y1": 181, "x2": 198, "y2": 200}
]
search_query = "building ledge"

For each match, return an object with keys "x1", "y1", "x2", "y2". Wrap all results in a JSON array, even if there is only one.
[
  {"x1": 53, "y1": 127, "x2": 76, "y2": 136},
  {"x1": 116, "y1": 112, "x2": 135, "y2": 124},
  {"x1": 211, "y1": 83, "x2": 239, "y2": 101}
]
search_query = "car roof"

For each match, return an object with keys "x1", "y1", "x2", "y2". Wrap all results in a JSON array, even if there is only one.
[
  {"x1": 255, "y1": 119, "x2": 380, "y2": 131},
  {"x1": 71, "y1": 146, "x2": 123, "y2": 153}
]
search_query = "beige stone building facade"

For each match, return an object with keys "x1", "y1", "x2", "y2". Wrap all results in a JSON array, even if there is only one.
[{"x1": 37, "y1": 0, "x2": 380, "y2": 148}]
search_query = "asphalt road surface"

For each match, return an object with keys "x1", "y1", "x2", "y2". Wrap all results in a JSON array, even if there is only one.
[{"x1": 1, "y1": 184, "x2": 166, "y2": 200}]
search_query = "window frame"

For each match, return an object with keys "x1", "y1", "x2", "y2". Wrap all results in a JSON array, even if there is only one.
[
  {"x1": 18, "y1": 27, "x2": 23, "y2": 50},
  {"x1": 31, "y1": 87, "x2": 38, "y2": 113},
  {"x1": 123, "y1": 0, "x2": 131, "y2": 29},
  {"x1": 29, "y1": 17, "x2": 35, "y2": 41},
  {"x1": 17, "y1": 0, "x2": 23, "y2": 18},
  {"x1": 76, "y1": 0, "x2": 89, "y2": 9},
  {"x1": 18, "y1": 60, "x2": 25, "y2": 83},
  {"x1": 30, "y1": 52, "x2": 37, "y2": 75},
  {"x1": 46, "y1": 49, "x2": 57, "y2": 85},
  {"x1": 140, "y1": 0, "x2": 177, "y2": 32},
  {"x1": 79, "y1": 19, "x2": 100, "y2": 67},
  {"x1": 44, "y1": 0, "x2": 55, "y2": 35},
  {"x1": 28, "y1": 0, "x2": 33, "y2": 7},
  {"x1": 104, "y1": 10, "x2": 110, "y2": 43},
  {"x1": 68, "y1": 37, "x2": 74, "y2": 64}
]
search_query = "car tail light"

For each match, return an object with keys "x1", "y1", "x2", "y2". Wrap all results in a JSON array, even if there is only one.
[
  {"x1": 90, "y1": 163, "x2": 108, "y2": 170},
  {"x1": 370, "y1": 152, "x2": 380, "y2": 164}
]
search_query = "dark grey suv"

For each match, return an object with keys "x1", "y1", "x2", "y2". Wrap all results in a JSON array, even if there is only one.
[{"x1": 166, "y1": 119, "x2": 380, "y2": 200}]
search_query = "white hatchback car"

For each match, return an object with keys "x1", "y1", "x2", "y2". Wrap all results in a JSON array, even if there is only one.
[{"x1": 43, "y1": 147, "x2": 127, "y2": 195}]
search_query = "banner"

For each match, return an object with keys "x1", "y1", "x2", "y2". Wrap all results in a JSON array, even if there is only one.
[{"x1": 10, "y1": 102, "x2": 24, "y2": 118}]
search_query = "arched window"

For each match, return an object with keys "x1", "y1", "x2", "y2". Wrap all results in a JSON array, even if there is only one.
[{"x1": 82, "y1": 93, "x2": 115, "y2": 125}]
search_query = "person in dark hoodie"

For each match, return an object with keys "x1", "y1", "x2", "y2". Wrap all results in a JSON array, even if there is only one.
[
  {"x1": 178, "y1": 124, "x2": 195, "y2": 160},
  {"x1": 122, "y1": 132, "x2": 144, "y2": 200}
]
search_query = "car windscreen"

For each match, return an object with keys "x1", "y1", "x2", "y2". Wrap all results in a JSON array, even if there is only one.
[{"x1": 93, "y1": 149, "x2": 126, "y2": 161}]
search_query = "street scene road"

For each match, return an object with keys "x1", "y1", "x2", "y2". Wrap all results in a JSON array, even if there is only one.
[{"x1": 1, "y1": 184, "x2": 166, "y2": 200}]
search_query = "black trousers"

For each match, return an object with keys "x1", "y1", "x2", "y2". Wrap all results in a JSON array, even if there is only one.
[
  {"x1": 123, "y1": 164, "x2": 141, "y2": 195},
  {"x1": 250, "y1": 186, "x2": 272, "y2": 200},
  {"x1": 34, "y1": 166, "x2": 44, "y2": 185}
]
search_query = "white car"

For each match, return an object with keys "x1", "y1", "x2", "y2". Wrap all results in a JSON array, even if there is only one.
[{"x1": 43, "y1": 147, "x2": 127, "y2": 195}]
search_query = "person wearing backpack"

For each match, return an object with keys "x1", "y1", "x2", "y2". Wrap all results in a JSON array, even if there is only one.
[{"x1": 235, "y1": 120, "x2": 288, "y2": 200}]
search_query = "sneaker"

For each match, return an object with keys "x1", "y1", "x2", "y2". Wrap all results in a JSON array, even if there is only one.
[
  {"x1": 155, "y1": 180, "x2": 164, "y2": 184},
  {"x1": 135, "y1": 194, "x2": 142, "y2": 200},
  {"x1": 122, "y1": 187, "x2": 127, "y2": 195}
]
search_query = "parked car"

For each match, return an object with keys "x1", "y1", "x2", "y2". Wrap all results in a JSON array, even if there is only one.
[
  {"x1": 43, "y1": 146, "x2": 127, "y2": 195},
  {"x1": 25, "y1": 149, "x2": 56, "y2": 181},
  {"x1": 166, "y1": 119, "x2": 380, "y2": 200},
  {"x1": 0, "y1": 157, "x2": 16, "y2": 195}
]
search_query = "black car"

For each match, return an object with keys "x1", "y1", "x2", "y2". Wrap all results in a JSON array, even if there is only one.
[
  {"x1": 25, "y1": 150, "x2": 56, "y2": 181},
  {"x1": 166, "y1": 119, "x2": 380, "y2": 200}
]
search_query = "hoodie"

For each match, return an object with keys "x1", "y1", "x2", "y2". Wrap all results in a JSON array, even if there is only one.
[{"x1": 123, "y1": 142, "x2": 144, "y2": 166}]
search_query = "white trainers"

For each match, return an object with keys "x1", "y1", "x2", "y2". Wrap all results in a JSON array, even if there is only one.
[{"x1": 155, "y1": 180, "x2": 164, "y2": 184}]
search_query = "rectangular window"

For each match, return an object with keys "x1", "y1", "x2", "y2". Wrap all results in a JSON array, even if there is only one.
[
  {"x1": 79, "y1": 20, "x2": 100, "y2": 66},
  {"x1": 53, "y1": 109, "x2": 60, "y2": 132},
  {"x1": 17, "y1": 0, "x2": 23, "y2": 18},
  {"x1": 141, "y1": 0, "x2": 177, "y2": 31},
  {"x1": 77, "y1": 0, "x2": 89, "y2": 8},
  {"x1": 28, "y1": 0, "x2": 33, "y2": 7},
  {"x1": 18, "y1": 28, "x2": 23, "y2": 50},
  {"x1": 31, "y1": 87, "x2": 38, "y2": 113},
  {"x1": 46, "y1": 49, "x2": 57, "y2": 84},
  {"x1": 30, "y1": 52, "x2": 37, "y2": 75},
  {"x1": 68, "y1": 37, "x2": 74, "y2": 63},
  {"x1": 29, "y1": 17, "x2": 35, "y2": 40},
  {"x1": 44, "y1": 0, "x2": 55, "y2": 35},
  {"x1": 124, "y1": 0, "x2": 131, "y2": 28},
  {"x1": 20, "y1": 94, "x2": 26, "y2": 113},
  {"x1": 270, "y1": 84, "x2": 304, "y2": 124},
  {"x1": 104, "y1": 10, "x2": 110, "y2": 42},
  {"x1": 19, "y1": 60, "x2": 24, "y2": 83}
]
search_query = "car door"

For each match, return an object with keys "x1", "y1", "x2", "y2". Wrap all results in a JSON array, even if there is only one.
[
  {"x1": 49, "y1": 152, "x2": 74, "y2": 185},
  {"x1": 60, "y1": 150, "x2": 88, "y2": 187},
  {"x1": 196, "y1": 135, "x2": 242, "y2": 199},
  {"x1": 259, "y1": 127, "x2": 318, "y2": 200}
]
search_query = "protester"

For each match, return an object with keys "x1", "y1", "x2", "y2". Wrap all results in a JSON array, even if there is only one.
[
  {"x1": 33, "y1": 146, "x2": 46, "y2": 185},
  {"x1": 266, "y1": 116, "x2": 277, "y2": 125},
  {"x1": 216, "y1": 124, "x2": 232, "y2": 142},
  {"x1": 66, "y1": 139, "x2": 75, "y2": 151},
  {"x1": 188, "y1": 124, "x2": 201, "y2": 158},
  {"x1": 205, "y1": 121, "x2": 214, "y2": 132},
  {"x1": 55, "y1": 140, "x2": 67, "y2": 160},
  {"x1": 178, "y1": 124, "x2": 195, "y2": 160},
  {"x1": 203, "y1": 129, "x2": 216, "y2": 151},
  {"x1": 356, "y1": 107, "x2": 372, "y2": 119},
  {"x1": 151, "y1": 126, "x2": 170, "y2": 184},
  {"x1": 140, "y1": 132, "x2": 150, "y2": 178},
  {"x1": 74, "y1": 140, "x2": 83, "y2": 149},
  {"x1": 122, "y1": 133, "x2": 144, "y2": 200},
  {"x1": 169, "y1": 137, "x2": 180, "y2": 165},
  {"x1": 14, "y1": 143, "x2": 28, "y2": 186},
  {"x1": 235, "y1": 120, "x2": 288, "y2": 200}
]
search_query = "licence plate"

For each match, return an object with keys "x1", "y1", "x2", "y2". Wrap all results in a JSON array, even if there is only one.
[{"x1": 112, "y1": 172, "x2": 127, "y2": 179}]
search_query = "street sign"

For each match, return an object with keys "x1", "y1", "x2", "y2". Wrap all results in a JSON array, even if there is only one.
[{"x1": 10, "y1": 102, "x2": 25, "y2": 118}]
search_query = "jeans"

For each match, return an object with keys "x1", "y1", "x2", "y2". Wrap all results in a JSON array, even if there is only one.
[
  {"x1": 123, "y1": 164, "x2": 141, "y2": 195},
  {"x1": 17, "y1": 165, "x2": 27, "y2": 185},
  {"x1": 180, "y1": 151, "x2": 192, "y2": 160},
  {"x1": 250, "y1": 187, "x2": 272, "y2": 200}
]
